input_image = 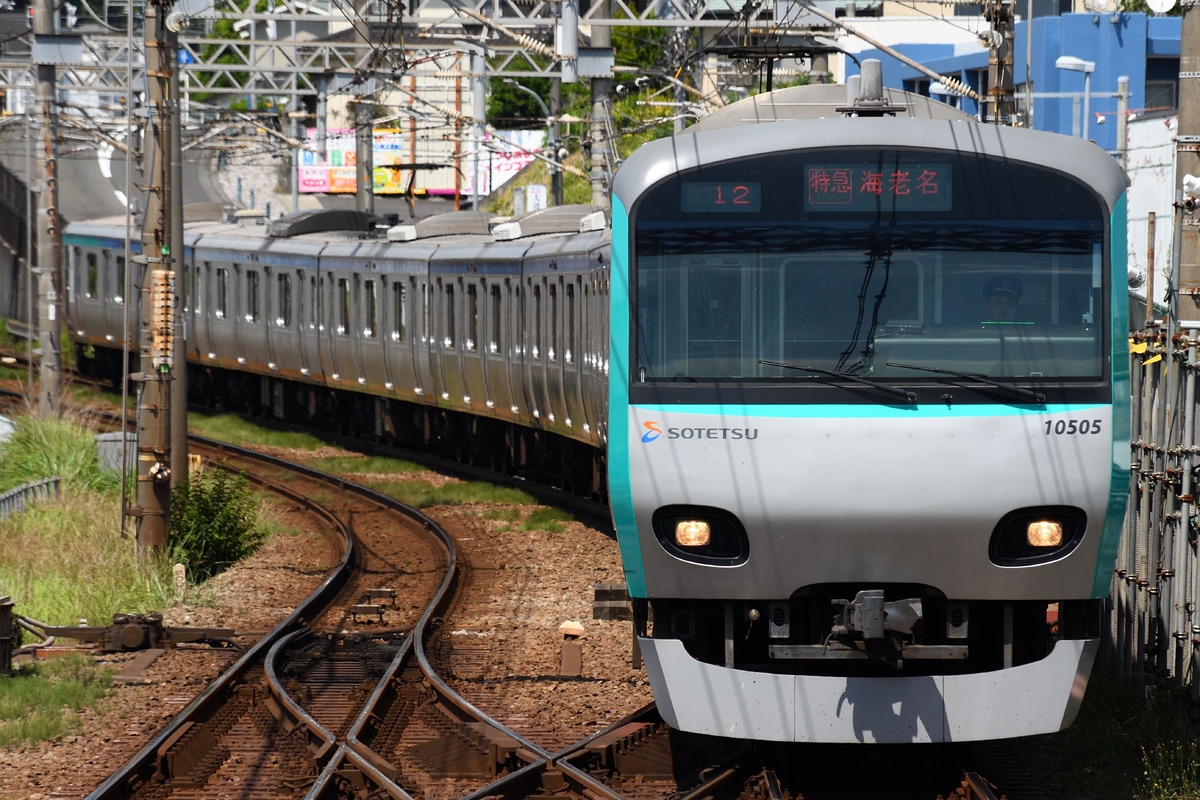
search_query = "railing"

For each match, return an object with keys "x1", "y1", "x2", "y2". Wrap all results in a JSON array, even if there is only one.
[{"x1": 0, "y1": 477, "x2": 60, "y2": 522}]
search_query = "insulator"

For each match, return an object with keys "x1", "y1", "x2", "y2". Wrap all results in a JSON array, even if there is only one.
[
  {"x1": 937, "y1": 74, "x2": 978, "y2": 101},
  {"x1": 513, "y1": 32, "x2": 554, "y2": 58}
]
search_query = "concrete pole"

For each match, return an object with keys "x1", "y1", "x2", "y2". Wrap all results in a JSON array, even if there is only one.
[
  {"x1": 1176, "y1": 4, "x2": 1200, "y2": 308},
  {"x1": 355, "y1": 89, "x2": 374, "y2": 214},
  {"x1": 33, "y1": 0, "x2": 61, "y2": 416},
  {"x1": 550, "y1": 78, "x2": 563, "y2": 206},
  {"x1": 135, "y1": 0, "x2": 175, "y2": 553},
  {"x1": 170, "y1": 23, "x2": 188, "y2": 492},
  {"x1": 589, "y1": 0, "x2": 611, "y2": 208}
]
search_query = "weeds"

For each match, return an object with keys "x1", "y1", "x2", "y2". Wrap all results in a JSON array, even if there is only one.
[{"x1": 0, "y1": 655, "x2": 114, "y2": 748}]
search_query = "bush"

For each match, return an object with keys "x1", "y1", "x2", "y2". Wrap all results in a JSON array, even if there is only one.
[{"x1": 169, "y1": 469, "x2": 266, "y2": 581}]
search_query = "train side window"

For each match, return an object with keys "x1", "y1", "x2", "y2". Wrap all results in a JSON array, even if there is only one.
[
  {"x1": 309, "y1": 276, "x2": 318, "y2": 330},
  {"x1": 114, "y1": 255, "x2": 126, "y2": 304},
  {"x1": 101, "y1": 251, "x2": 112, "y2": 301},
  {"x1": 85, "y1": 252, "x2": 99, "y2": 299},
  {"x1": 466, "y1": 282, "x2": 478, "y2": 352},
  {"x1": 246, "y1": 270, "x2": 261, "y2": 323},
  {"x1": 277, "y1": 273, "x2": 292, "y2": 327},
  {"x1": 216, "y1": 267, "x2": 228, "y2": 319},
  {"x1": 548, "y1": 282, "x2": 558, "y2": 362},
  {"x1": 422, "y1": 282, "x2": 431, "y2": 344},
  {"x1": 390, "y1": 281, "x2": 407, "y2": 342},
  {"x1": 444, "y1": 281, "x2": 456, "y2": 349},
  {"x1": 489, "y1": 284, "x2": 502, "y2": 354},
  {"x1": 363, "y1": 279, "x2": 377, "y2": 339},
  {"x1": 533, "y1": 283, "x2": 542, "y2": 359},
  {"x1": 513, "y1": 283, "x2": 523, "y2": 355},
  {"x1": 566, "y1": 281, "x2": 576, "y2": 365},
  {"x1": 337, "y1": 277, "x2": 350, "y2": 335}
]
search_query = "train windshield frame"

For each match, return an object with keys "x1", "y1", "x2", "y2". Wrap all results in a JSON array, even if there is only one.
[{"x1": 629, "y1": 146, "x2": 1111, "y2": 405}]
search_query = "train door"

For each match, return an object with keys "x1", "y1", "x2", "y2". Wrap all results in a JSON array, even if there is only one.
[
  {"x1": 328, "y1": 270, "x2": 354, "y2": 389},
  {"x1": 561, "y1": 274, "x2": 586, "y2": 436},
  {"x1": 525, "y1": 276, "x2": 547, "y2": 427},
  {"x1": 433, "y1": 276, "x2": 465, "y2": 406},
  {"x1": 191, "y1": 260, "x2": 213, "y2": 370},
  {"x1": 71, "y1": 246, "x2": 105, "y2": 346},
  {"x1": 234, "y1": 262, "x2": 268, "y2": 373},
  {"x1": 381, "y1": 275, "x2": 418, "y2": 401},
  {"x1": 301, "y1": 272, "x2": 322, "y2": 382},
  {"x1": 413, "y1": 275, "x2": 436, "y2": 401},
  {"x1": 582, "y1": 267, "x2": 610, "y2": 441},
  {"x1": 460, "y1": 277, "x2": 486, "y2": 410},
  {"x1": 265, "y1": 269, "x2": 290, "y2": 377},
  {"x1": 358, "y1": 272, "x2": 388, "y2": 392},
  {"x1": 483, "y1": 280, "x2": 515, "y2": 418},
  {"x1": 207, "y1": 263, "x2": 237, "y2": 372},
  {"x1": 103, "y1": 250, "x2": 129, "y2": 349}
]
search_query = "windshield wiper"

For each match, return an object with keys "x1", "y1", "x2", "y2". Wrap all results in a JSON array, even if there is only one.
[
  {"x1": 760, "y1": 360, "x2": 917, "y2": 403},
  {"x1": 885, "y1": 362, "x2": 1046, "y2": 404}
]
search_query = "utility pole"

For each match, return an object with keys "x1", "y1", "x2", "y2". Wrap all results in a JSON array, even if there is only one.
[
  {"x1": 134, "y1": 0, "x2": 178, "y2": 553},
  {"x1": 33, "y1": 0, "x2": 62, "y2": 415},
  {"x1": 169, "y1": 17, "x2": 188, "y2": 493},
  {"x1": 1177, "y1": 1, "x2": 1200, "y2": 313},
  {"x1": 355, "y1": 87, "x2": 374, "y2": 214},
  {"x1": 984, "y1": 0, "x2": 1016, "y2": 126},
  {"x1": 589, "y1": 0, "x2": 611, "y2": 208}
]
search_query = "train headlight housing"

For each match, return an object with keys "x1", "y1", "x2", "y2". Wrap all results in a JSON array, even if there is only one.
[
  {"x1": 989, "y1": 506, "x2": 1086, "y2": 566},
  {"x1": 653, "y1": 506, "x2": 749, "y2": 566}
]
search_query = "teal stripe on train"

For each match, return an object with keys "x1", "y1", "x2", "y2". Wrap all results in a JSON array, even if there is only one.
[
  {"x1": 607, "y1": 195, "x2": 647, "y2": 598},
  {"x1": 1098, "y1": 192, "x2": 1131, "y2": 595}
]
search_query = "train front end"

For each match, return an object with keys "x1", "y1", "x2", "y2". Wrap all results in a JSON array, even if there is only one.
[{"x1": 608, "y1": 117, "x2": 1129, "y2": 743}]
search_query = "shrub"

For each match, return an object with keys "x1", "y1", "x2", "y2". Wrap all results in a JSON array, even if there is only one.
[{"x1": 169, "y1": 469, "x2": 266, "y2": 581}]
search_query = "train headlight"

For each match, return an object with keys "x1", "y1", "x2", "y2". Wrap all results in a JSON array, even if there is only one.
[
  {"x1": 989, "y1": 506, "x2": 1086, "y2": 566},
  {"x1": 653, "y1": 506, "x2": 749, "y2": 566},
  {"x1": 675, "y1": 520, "x2": 711, "y2": 547},
  {"x1": 1027, "y1": 520, "x2": 1064, "y2": 548}
]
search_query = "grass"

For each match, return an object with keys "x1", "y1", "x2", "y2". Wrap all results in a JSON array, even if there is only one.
[
  {"x1": 1027, "y1": 668, "x2": 1200, "y2": 799},
  {"x1": 0, "y1": 655, "x2": 115, "y2": 748},
  {"x1": 187, "y1": 411, "x2": 332, "y2": 450},
  {"x1": 366, "y1": 478, "x2": 538, "y2": 509}
]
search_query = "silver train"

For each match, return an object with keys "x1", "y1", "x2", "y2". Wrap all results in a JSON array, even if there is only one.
[
  {"x1": 64, "y1": 204, "x2": 613, "y2": 497},
  {"x1": 59, "y1": 81, "x2": 1130, "y2": 744}
]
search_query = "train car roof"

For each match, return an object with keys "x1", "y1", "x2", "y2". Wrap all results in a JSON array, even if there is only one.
[
  {"x1": 687, "y1": 83, "x2": 976, "y2": 131},
  {"x1": 613, "y1": 115, "x2": 1128, "y2": 213}
]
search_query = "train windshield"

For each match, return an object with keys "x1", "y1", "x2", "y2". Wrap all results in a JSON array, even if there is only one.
[{"x1": 631, "y1": 148, "x2": 1109, "y2": 396}]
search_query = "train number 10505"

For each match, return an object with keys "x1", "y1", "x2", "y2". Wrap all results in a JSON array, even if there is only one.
[{"x1": 1044, "y1": 419, "x2": 1103, "y2": 435}]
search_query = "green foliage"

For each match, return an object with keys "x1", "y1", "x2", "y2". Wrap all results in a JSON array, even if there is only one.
[
  {"x1": 309, "y1": 455, "x2": 424, "y2": 476},
  {"x1": 169, "y1": 470, "x2": 266, "y2": 582},
  {"x1": 189, "y1": 412, "x2": 330, "y2": 450},
  {"x1": 0, "y1": 412, "x2": 119, "y2": 495},
  {"x1": 1027, "y1": 670, "x2": 1200, "y2": 799},
  {"x1": 0, "y1": 490, "x2": 179, "y2": 625},
  {"x1": 0, "y1": 655, "x2": 114, "y2": 747},
  {"x1": 517, "y1": 506, "x2": 573, "y2": 533},
  {"x1": 367, "y1": 478, "x2": 536, "y2": 508}
]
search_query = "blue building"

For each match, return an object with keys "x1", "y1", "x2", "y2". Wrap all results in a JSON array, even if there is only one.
[{"x1": 848, "y1": 13, "x2": 1181, "y2": 152}]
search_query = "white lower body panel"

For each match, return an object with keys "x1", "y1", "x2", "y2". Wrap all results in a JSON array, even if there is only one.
[{"x1": 640, "y1": 637, "x2": 1097, "y2": 743}]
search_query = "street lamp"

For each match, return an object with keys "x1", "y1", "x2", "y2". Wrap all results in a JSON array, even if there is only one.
[
  {"x1": 503, "y1": 78, "x2": 561, "y2": 207},
  {"x1": 1055, "y1": 55, "x2": 1095, "y2": 141}
]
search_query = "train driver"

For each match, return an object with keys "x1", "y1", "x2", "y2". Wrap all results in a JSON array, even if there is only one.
[{"x1": 983, "y1": 275, "x2": 1023, "y2": 322}]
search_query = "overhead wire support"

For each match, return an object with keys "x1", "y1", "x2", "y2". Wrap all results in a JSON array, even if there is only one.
[{"x1": 798, "y1": 1, "x2": 982, "y2": 103}]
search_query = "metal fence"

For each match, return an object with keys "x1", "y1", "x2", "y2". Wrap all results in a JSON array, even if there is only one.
[{"x1": 0, "y1": 476, "x2": 59, "y2": 523}]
